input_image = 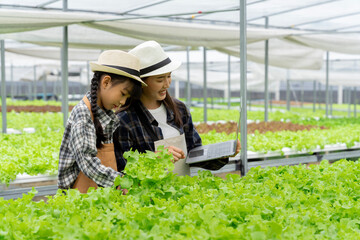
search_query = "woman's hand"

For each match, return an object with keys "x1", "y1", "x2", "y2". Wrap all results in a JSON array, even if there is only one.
[
  {"x1": 230, "y1": 139, "x2": 241, "y2": 157},
  {"x1": 165, "y1": 146, "x2": 185, "y2": 163}
]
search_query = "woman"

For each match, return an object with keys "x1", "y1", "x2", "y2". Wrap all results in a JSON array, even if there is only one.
[
  {"x1": 114, "y1": 41, "x2": 240, "y2": 176},
  {"x1": 58, "y1": 50, "x2": 146, "y2": 193},
  {"x1": 114, "y1": 41, "x2": 201, "y2": 176}
]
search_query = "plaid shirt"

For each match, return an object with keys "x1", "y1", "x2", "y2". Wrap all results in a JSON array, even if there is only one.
[
  {"x1": 114, "y1": 98, "x2": 202, "y2": 171},
  {"x1": 58, "y1": 92, "x2": 121, "y2": 189}
]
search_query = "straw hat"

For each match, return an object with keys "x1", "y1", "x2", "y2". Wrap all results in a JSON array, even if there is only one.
[
  {"x1": 129, "y1": 41, "x2": 181, "y2": 78},
  {"x1": 90, "y1": 50, "x2": 146, "y2": 86}
]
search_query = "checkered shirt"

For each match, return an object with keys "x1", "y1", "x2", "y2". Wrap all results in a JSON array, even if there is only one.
[
  {"x1": 58, "y1": 92, "x2": 121, "y2": 189},
  {"x1": 114, "y1": 98, "x2": 202, "y2": 171}
]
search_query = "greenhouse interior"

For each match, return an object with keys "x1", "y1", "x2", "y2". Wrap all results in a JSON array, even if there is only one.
[{"x1": 1, "y1": 0, "x2": 360, "y2": 239}]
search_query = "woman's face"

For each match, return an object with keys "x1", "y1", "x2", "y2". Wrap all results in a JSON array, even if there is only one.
[
  {"x1": 98, "y1": 75, "x2": 133, "y2": 111},
  {"x1": 142, "y1": 72, "x2": 172, "y2": 101}
]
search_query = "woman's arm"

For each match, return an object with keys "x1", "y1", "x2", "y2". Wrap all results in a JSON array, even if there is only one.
[
  {"x1": 113, "y1": 124, "x2": 133, "y2": 172},
  {"x1": 178, "y1": 102, "x2": 202, "y2": 152}
]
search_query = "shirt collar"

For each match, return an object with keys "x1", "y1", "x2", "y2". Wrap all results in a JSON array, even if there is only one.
[
  {"x1": 138, "y1": 100, "x2": 157, "y2": 125},
  {"x1": 138, "y1": 100, "x2": 176, "y2": 125},
  {"x1": 86, "y1": 91, "x2": 119, "y2": 128}
]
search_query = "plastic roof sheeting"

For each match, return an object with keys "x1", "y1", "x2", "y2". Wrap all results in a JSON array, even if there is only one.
[
  {"x1": 0, "y1": 25, "x2": 144, "y2": 50},
  {"x1": 0, "y1": 8, "x2": 358, "y2": 56},
  {"x1": 0, "y1": 1, "x2": 359, "y2": 82},
  {"x1": 83, "y1": 19, "x2": 293, "y2": 47},
  {"x1": 287, "y1": 34, "x2": 360, "y2": 55},
  {"x1": 215, "y1": 38, "x2": 324, "y2": 70},
  {"x1": 0, "y1": 11, "x2": 322, "y2": 69},
  {"x1": 0, "y1": 8, "x2": 107, "y2": 34},
  {"x1": 6, "y1": 47, "x2": 101, "y2": 61},
  {"x1": 286, "y1": 69, "x2": 360, "y2": 87},
  {"x1": 2, "y1": 29, "x2": 324, "y2": 70},
  {"x1": 172, "y1": 62, "x2": 280, "y2": 92},
  {"x1": 1, "y1": 0, "x2": 360, "y2": 35}
]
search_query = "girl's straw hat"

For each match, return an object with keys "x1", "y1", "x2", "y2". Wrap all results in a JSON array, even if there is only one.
[
  {"x1": 90, "y1": 50, "x2": 146, "y2": 86},
  {"x1": 129, "y1": 41, "x2": 181, "y2": 78}
]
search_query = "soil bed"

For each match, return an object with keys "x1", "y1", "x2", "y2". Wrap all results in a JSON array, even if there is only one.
[
  {"x1": 0, "y1": 105, "x2": 74, "y2": 113},
  {"x1": 1, "y1": 105, "x2": 328, "y2": 134}
]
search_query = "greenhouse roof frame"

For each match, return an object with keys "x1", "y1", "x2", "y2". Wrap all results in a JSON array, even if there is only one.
[{"x1": 0, "y1": 0, "x2": 359, "y2": 34}]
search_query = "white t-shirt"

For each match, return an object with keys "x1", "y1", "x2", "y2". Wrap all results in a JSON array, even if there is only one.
[{"x1": 148, "y1": 103, "x2": 180, "y2": 139}]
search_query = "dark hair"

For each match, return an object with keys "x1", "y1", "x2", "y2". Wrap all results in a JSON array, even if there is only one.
[
  {"x1": 90, "y1": 71, "x2": 142, "y2": 148},
  {"x1": 119, "y1": 77, "x2": 183, "y2": 128},
  {"x1": 163, "y1": 89, "x2": 183, "y2": 127}
]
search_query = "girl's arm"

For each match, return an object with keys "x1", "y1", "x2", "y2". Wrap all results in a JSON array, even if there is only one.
[{"x1": 70, "y1": 121, "x2": 121, "y2": 187}]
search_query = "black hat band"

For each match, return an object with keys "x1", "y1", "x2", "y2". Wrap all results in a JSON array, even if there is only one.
[
  {"x1": 103, "y1": 64, "x2": 140, "y2": 77},
  {"x1": 140, "y1": 57, "x2": 171, "y2": 76}
]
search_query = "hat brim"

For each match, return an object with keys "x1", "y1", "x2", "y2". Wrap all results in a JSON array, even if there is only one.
[
  {"x1": 141, "y1": 60, "x2": 181, "y2": 78},
  {"x1": 90, "y1": 62, "x2": 147, "y2": 86}
]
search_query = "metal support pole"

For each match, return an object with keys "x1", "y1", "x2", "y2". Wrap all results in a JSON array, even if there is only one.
[
  {"x1": 210, "y1": 88, "x2": 214, "y2": 109},
  {"x1": 325, "y1": 51, "x2": 329, "y2": 118},
  {"x1": 240, "y1": 0, "x2": 248, "y2": 175},
  {"x1": 347, "y1": 88, "x2": 351, "y2": 118},
  {"x1": 43, "y1": 74, "x2": 47, "y2": 101},
  {"x1": 61, "y1": 0, "x2": 69, "y2": 127},
  {"x1": 203, "y1": 47, "x2": 207, "y2": 123},
  {"x1": 338, "y1": 85, "x2": 343, "y2": 104},
  {"x1": 318, "y1": 82, "x2": 321, "y2": 110},
  {"x1": 1, "y1": 40, "x2": 6, "y2": 133},
  {"x1": 264, "y1": 16, "x2": 269, "y2": 122},
  {"x1": 354, "y1": 87, "x2": 357, "y2": 118},
  {"x1": 10, "y1": 64, "x2": 14, "y2": 100},
  {"x1": 227, "y1": 54, "x2": 231, "y2": 109},
  {"x1": 313, "y1": 80, "x2": 316, "y2": 113},
  {"x1": 33, "y1": 65, "x2": 37, "y2": 100},
  {"x1": 301, "y1": 81, "x2": 304, "y2": 108},
  {"x1": 330, "y1": 86, "x2": 333, "y2": 116},
  {"x1": 186, "y1": 47, "x2": 191, "y2": 108},
  {"x1": 28, "y1": 81, "x2": 31, "y2": 100},
  {"x1": 344, "y1": 87, "x2": 348, "y2": 113},
  {"x1": 248, "y1": 91, "x2": 251, "y2": 111},
  {"x1": 53, "y1": 73, "x2": 57, "y2": 98},
  {"x1": 286, "y1": 76, "x2": 290, "y2": 111},
  {"x1": 174, "y1": 79, "x2": 180, "y2": 99}
]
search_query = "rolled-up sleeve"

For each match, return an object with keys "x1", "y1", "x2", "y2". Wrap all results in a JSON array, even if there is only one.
[{"x1": 70, "y1": 121, "x2": 120, "y2": 188}]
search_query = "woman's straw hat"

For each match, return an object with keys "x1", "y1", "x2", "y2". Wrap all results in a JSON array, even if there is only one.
[{"x1": 129, "y1": 41, "x2": 181, "y2": 78}]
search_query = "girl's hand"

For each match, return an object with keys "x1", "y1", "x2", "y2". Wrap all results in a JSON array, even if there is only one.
[
  {"x1": 165, "y1": 146, "x2": 185, "y2": 163},
  {"x1": 116, "y1": 185, "x2": 128, "y2": 195}
]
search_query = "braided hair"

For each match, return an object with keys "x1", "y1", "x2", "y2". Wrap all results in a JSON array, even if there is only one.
[{"x1": 90, "y1": 71, "x2": 142, "y2": 148}]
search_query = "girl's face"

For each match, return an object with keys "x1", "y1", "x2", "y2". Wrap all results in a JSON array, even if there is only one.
[
  {"x1": 142, "y1": 72, "x2": 172, "y2": 102},
  {"x1": 98, "y1": 75, "x2": 133, "y2": 111}
]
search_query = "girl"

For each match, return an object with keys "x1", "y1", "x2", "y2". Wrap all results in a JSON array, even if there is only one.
[
  {"x1": 114, "y1": 41, "x2": 240, "y2": 176},
  {"x1": 58, "y1": 50, "x2": 145, "y2": 193}
]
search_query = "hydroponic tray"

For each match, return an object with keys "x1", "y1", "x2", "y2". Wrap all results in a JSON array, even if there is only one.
[
  {"x1": 0, "y1": 174, "x2": 58, "y2": 200},
  {"x1": 190, "y1": 146, "x2": 360, "y2": 176}
]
